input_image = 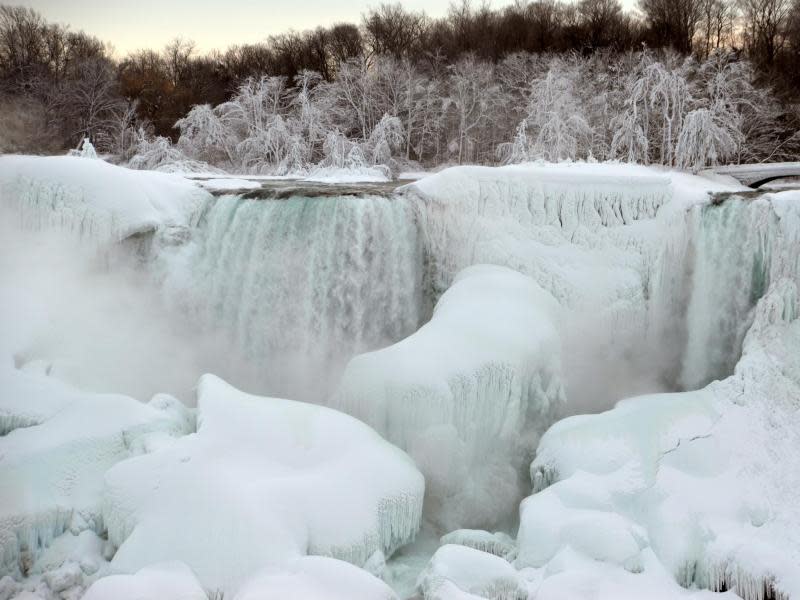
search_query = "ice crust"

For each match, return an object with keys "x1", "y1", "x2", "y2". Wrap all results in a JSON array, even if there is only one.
[
  {"x1": 102, "y1": 374, "x2": 424, "y2": 594},
  {"x1": 332, "y1": 265, "x2": 565, "y2": 531}
]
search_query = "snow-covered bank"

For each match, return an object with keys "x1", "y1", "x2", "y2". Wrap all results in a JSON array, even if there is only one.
[
  {"x1": 103, "y1": 375, "x2": 424, "y2": 595},
  {"x1": 332, "y1": 265, "x2": 564, "y2": 531},
  {"x1": 0, "y1": 156, "x2": 207, "y2": 242}
]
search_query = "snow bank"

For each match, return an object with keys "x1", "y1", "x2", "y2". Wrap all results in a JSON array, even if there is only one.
[
  {"x1": 332, "y1": 265, "x2": 564, "y2": 531},
  {"x1": 234, "y1": 556, "x2": 398, "y2": 600},
  {"x1": 0, "y1": 367, "x2": 191, "y2": 578},
  {"x1": 103, "y1": 374, "x2": 424, "y2": 594},
  {"x1": 0, "y1": 156, "x2": 208, "y2": 242}
]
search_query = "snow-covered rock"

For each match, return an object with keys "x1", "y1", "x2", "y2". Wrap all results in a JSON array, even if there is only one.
[
  {"x1": 102, "y1": 374, "x2": 424, "y2": 594},
  {"x1": 439, "y1": 530, "x2": 516, "y2": 560},
  {"x1": 332, "y1": 265, "x2": 564, "y2": 531},
  {"x1": 234, "y1": 556, "x2": 398, "y2": 600},
  {"x1": 0, "y1": 155, "x2": 207, "y2": 242},
  {"x1": 417, "y1": 544, "x2": 527, "y2": 600},
  {"x1": 0, "y1": 367, "x2": 191, "y2": 578},
  {"x1": 82, "y1": 562, "x2": 207, "y2": 600}
]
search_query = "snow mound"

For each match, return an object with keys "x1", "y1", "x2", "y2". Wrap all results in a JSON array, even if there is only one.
[
  {"x1": 83, "y1": 562, "x2": 206, "y2": 600},
  {"x1": 234, "y1": 556, "x2": 398, "y2": 600},
  {"x1": 0, "y1": 367, "x2": 191, "y2": 578},
  {"x1": 521, "y1": 276, "x2": 800, "y2": 599},
  {"x1": 0, "y1": 156, "x2": 208, "y2": 242},
  {"x1": 439, "y1": 530, "x2": 516, "y2": 560},
  {"x1": 332, "y1": 265, "x2": 565, "y2": 531},
  {"x1": 417, "y1": 544, "x2": 527, "y2": 600},
  {"x1": 102, "y1": 374, "x2": 424, "y2": 594}
]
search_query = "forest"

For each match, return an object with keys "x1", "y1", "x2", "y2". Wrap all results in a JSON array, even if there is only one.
[{"x1": 1, "y1": 0, "x2": 799, "y2": 173}]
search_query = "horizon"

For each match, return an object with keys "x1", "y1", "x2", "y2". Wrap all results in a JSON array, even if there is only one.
[{"x1": 13, "y1": 0, "x2": 642, "y2": 56}]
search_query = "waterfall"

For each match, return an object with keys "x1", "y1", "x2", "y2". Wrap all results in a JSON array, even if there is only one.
[
  {"x1": 160, "y1": 193, "x2": 427, "y2": 400},
  {"x1": 679, "y1": 196, "x2": 798, "y2": 389}
]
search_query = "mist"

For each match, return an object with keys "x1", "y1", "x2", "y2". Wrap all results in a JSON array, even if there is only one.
[{"x1": 0, "y1": 212, "x2": 265, "y2": 404}]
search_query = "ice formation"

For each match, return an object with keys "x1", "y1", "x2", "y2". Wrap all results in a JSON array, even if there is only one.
[
  {"x1": 159, "y1": 192, "x2": 427, "y2": 400},
  {"x1": 0, "y1": 366, "x2": 192, "y2": 579},
  {"x1": 3, "y1": 154, "x2": 800, "y2": 599},
  {"x1": 0, "y1": 156, "x2": 207, "y2": 242},
  {"x1": 102, "y1": 374, "x2": 424, "y2": 594},
  {"x1": 332, "y1": 265, "x2": 565, "y2": 531}
]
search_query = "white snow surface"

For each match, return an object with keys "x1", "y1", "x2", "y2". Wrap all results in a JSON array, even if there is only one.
[
  {"x1": 0, "y1": 156, "x2": 207, "y2": 241},
  {"x1": 103, "y1": 374, "x2": 424, "y2": 594},
  {"x1": 332, "y1": 265, "x2": 564, "y2": 532}
]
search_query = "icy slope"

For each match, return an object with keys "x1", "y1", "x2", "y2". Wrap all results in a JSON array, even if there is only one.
[
  {"x1": 0, "y1": 367, "x2": 192, "y2": 579},
  {"x1": 332, "y1": 265, "x2": 565, "y2": 531},
  {"x1": 103, "y1": 374, "x2": 424, "y2": 594},
  {"x1": 0, "y1": 156, "x2": 207, "y2": 242}
]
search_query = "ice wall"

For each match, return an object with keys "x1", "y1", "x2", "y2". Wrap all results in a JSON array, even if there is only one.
[{"x1": 160, "y1": 193, "x2": 428, "y2": 400}]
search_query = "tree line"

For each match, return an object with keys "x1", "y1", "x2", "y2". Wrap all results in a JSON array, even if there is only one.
[{"x1": 1, "y1": 0, "x2": 799, "y2": 170}]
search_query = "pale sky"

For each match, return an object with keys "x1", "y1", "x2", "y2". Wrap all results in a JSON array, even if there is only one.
[{"x1": 18, "y1": 0, "x2": 639, "y2": 56}]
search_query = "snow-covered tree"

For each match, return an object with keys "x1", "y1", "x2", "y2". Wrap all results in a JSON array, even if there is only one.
[
  {"x1": 501, "y1": 66, "x2": 592, "y2": 163},
  {"x1": 675, "y1": 107, "x2": 741, "y2": 171}
]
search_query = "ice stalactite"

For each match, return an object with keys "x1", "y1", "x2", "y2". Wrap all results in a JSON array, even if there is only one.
[{"x1": 161, "y1": 193, "x2": 427, "y2": 400}]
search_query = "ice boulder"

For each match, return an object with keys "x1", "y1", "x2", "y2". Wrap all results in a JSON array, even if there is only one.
[
  {"x1": 82, "y1": 562, "x2": 206, "y2": 600},
  {"x1": 102, "y1": 374, "x2": 424, "y2": 594},
  {"x1": 332, "y1": 265, "x2": 565, "y2": 531},
  {"x1": 234, "y1": 556, "x2": 398, "y2": 600},
  {"x1": 0, "y1": 367, "x2": 192, "y2": 578},
  {"x1": 0, "y1": 155, "x2": 207, "y2": 242}
]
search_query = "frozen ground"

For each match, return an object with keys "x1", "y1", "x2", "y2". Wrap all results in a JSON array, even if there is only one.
[{"x1": 1, "y1": 156, "x2": 798, "y2": 599}]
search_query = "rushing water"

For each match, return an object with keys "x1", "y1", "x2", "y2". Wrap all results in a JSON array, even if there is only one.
[{"x1": 160, "y1": 193, "x2": 429, "y2": 400}]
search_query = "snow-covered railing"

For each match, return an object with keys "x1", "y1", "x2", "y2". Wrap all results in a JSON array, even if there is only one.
[{"x1": 713, "y1": 162, "x2": 800, "y2": 188}]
